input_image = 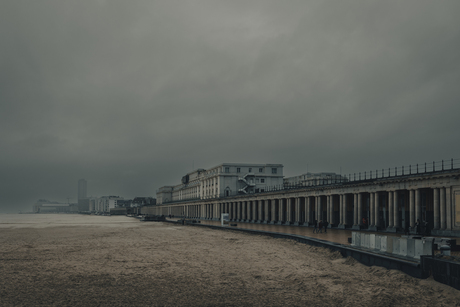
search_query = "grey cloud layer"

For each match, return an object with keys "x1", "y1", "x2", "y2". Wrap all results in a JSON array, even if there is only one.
[{"x1": 1, "y1": 0, "x2": 459, "y2": 212}]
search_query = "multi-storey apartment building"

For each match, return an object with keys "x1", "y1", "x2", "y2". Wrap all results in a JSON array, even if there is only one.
[
  {"x1": 93, "y1": 196, "x2": 123, "y2": 213},
  {"x1": 157, "y1": 163, "x2": 284, "y2": 205}
]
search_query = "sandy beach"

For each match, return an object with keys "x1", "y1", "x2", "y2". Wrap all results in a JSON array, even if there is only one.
[{"x1": 0, "y1": 214, "x2": 459, "y2": 306}]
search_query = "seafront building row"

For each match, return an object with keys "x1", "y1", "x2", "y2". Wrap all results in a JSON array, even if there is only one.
[{"x1": 146, "y1": 160, "x2": 460, "y2": 237}]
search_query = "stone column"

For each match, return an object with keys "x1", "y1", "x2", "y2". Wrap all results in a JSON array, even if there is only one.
[
  {"x1": 294, "y1": 198, "x2": 300, "y2": 225},
  {"x1": 446, "y1": 187, "x2": 452, "y2": 230},
  {"x1": 339, "y1": 195, "x2": 343, "y2": 225},
  {"x1": 332, "y1": 195, "x2": 336, "y2": 224},
  {"x1": 440, "y1": 188, "x2": 446, "y2": 229},
  {"x1": 271, "y1": 199, "x2": 277, "y2": 223},
  {"x1": 358, "y1": 193, "x2": 363, "y2": 226},
  {"x1": 314, "y1": 197, "x2": 318, "y2": 221},
  {"x1": 246, "y1": 201, "x2": 251, "y2": 221},
  {"x1": 433, "y1": 189, "x2": 439, "y2": 229},
  {"x1": 252, "y1": 200, "x2": 257, "y2": 222},
  {"x1": 247, "y1": 200, "x2": 251, "y2": 221},
  {"x1": 257, "y1": 199, "x2": 265, "y2": 223},
  {"x1": 369, "y1": 192, "x2": 375, "y2": 226},
  {"x1": 317, "y1": 196, "x2": 322, "y2": 222},
  {"x1": 343, "y1": 195, "x2": 347, "y2": 226},
  {"x1": 286, "y1": 198, "x2": 292, "y2": 224},
  {"x1": 409, "y1": 190, "x2": 415, "y2": 227},
  {"x1": 388, "y1": 191, "x2": 394, "y2": 228},
  {"x1": 393, "y1": 191, "x2": 399, "y2": 229},
  {"x1": 329, "y1": 196, "x2": 334, "y2": 223},
  {"x1": 305, "y1": 197, "x2": 310, "y2": 224},
  {"x1": 279, "y1": 199, "x2": 285, "y2": 224},
  {"x1": 237, "y1": 201, "x2": 241, "y2": 221},
  {"x1": 374, "y1": 193, "x2": 380, "y2": 228},
  {"x1": 415, "y1": 189, "x2": 421, "y2": 224},
  {"x1": 264, "y1": 200, "x2": 269, "y2": 223},
  {"x1": 354, "y1": 194, "x2": 358, "y2": 226}
]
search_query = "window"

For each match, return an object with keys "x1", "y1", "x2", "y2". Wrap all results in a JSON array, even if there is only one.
[
  {"x1": 272, "y1": 168, "x2": 277, "y2": 174},
  {"x1": 259, "y1": 168, "x2": 263, "y2": 173},
  {"x1": 261, "y1": 179, "x2": 265, "y2": 183},
  {"x1": 237, "y1": 168, "x2": 241, "y2": 173},
  {"x1": 261, "y1": 189, "x2": 265, "y2": 192},
  {"x1": 225, "y1": 167, "x2": 230, "y2": 173},
  {"x1": 256, "y1": 178, "x2": 259, "y2": 183},
  {"x1": 255, "y1": 188, "x2": 259, "y2": 193},
  {"x1": 249, "y1": 168, "x2": 252, "y2": 172}
]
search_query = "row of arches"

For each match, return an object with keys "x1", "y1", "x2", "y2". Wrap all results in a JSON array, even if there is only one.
[{"x1": 166, "y1": 186, "x2": 453, "y2": 233}]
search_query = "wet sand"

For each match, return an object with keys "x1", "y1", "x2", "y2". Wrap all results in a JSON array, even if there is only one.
[{"x1": 1, "y1": 214, "x2": 459, "y2": 306}]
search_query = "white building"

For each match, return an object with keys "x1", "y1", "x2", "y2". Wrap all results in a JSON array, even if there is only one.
[
  {"x1": 157, "y1": 163, "x2": 284, "y2": 205},
  {"x1": 94, "y1": 196, "x2": 123, "y2": 213}
]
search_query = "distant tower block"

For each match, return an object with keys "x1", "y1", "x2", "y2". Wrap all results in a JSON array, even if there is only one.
[{"x1": 78, "y1": 179, "x2": 87, "y2": 201}]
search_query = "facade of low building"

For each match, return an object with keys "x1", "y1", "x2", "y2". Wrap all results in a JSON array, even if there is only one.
[
  {"x1": 156, "y1": 163, "x2": 284, "y2": 205},
  {"x1": 33, "y1": 200, "x2": 78, "y2": 213},
  {"x1": 94, "y1": 196, "x2": 123, "y2": 213}
]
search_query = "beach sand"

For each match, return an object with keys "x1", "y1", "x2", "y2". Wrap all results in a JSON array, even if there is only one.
[{"x1": 0, "y1": 214, "x2": 459, "y2": 306}]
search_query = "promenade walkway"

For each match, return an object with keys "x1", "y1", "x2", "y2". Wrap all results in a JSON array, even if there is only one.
[
  {"x1": 175, "y1": 219, "x2": 400, "y2": 245},
  {"x1": 169, "y1": 219, "x2": 458, "y2": 249}
]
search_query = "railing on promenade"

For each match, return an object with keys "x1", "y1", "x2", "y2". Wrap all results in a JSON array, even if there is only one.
[{"x1": 268, "y1": 158, "x2": 460, "y2": 193}]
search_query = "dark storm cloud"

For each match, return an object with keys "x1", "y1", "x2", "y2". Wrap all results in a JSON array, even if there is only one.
[{"x1": 1, "y1": 0, "x2": 460, "y2": 212}]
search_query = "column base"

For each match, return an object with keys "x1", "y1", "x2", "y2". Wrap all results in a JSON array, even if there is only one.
[
  {"x1": 368, "y1": 226, "x2": 378, "y2": 231},
  {"x1": 386, "y1": 226, "x2": 397, "y2": 233},
  {"x1": 352, "y1": 225, "x2": 362, "y2": 230},
  {"x1": 338, "y1": 224, "x2": 346, "y2": 229},
  {"x1": 276, "y1": 221, "x2": 284, "y2": 225},
  {"x1": 293, "y1": 222, "x2": 300, "y2": 226},
  {"x1": 269, "y1": 221, "x2": 277, "y2": 224}
]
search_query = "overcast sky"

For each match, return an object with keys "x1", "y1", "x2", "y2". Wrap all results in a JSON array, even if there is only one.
[{"x1": 1, "y1": 0, "x2": 459, "y2": 213}]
